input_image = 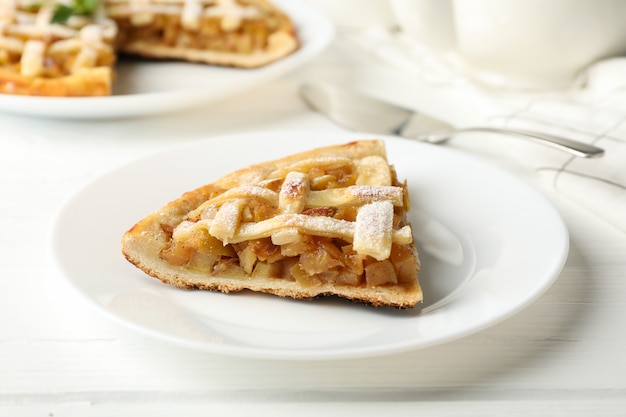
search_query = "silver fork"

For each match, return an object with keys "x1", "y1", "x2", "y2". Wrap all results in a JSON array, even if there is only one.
[{"x1": 300, "y1": 83, "x2": 605, "y2": 159}]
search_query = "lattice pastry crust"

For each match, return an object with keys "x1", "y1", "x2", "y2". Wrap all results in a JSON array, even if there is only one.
[
  {"x1": 0, "y1": 0, "x2": 298, "y2": 96},
  {"x1": 122, "y1": 140, "x2": 422, "y2": 308},
  {"x1": 0, "y1": 1, "x2": 117, "y2": 96}
]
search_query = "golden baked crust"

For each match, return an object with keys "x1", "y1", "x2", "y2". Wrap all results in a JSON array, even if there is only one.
[
  {"x1": 0, "y1": 66, "x2": 113, "y2": 96},
  {"x1": 122, "y1": 140, "x2": 422, "y2": 308},
  {"x1": 0, "y1": 1, "x2": 117, "y2": 96}
]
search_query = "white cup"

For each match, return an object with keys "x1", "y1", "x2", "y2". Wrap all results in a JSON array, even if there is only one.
[
  {"x1": 298, "y1": 0, "x2": 396, "y2": 30},
  {"x1": 391, "y1": 0, "x2": 626, "y2": 90},
  {"x1": 389, "y1": 0, "x2": 457, "y2": 51}
]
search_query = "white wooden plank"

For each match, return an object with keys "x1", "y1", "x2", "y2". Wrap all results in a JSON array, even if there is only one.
[{"x1": 3, "y1": 399, "x2": 626, "y2": 417}]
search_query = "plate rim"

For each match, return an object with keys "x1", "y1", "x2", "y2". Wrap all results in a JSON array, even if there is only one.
[{"x1": 49, "y1": 132, "x2": 569, "y2": 360}]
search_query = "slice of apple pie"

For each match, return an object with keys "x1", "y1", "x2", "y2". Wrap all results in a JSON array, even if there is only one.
[
  {"x1": 105, "y1": 0, "x2": 299, "y2": 68},
  {"x1": 0, "y1": 1, "x2": 117, "y2": 96},
  {"x1": 122, "y1": 140, "x2": 422, "y2": 308}
]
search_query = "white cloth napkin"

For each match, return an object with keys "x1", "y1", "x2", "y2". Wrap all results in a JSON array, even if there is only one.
[
  {"x1": 494, "y1": 108, "x2": 626, "y2": 234},
  {"x1": 345, "y1": 28, "x2": 626, "y2": 234}
]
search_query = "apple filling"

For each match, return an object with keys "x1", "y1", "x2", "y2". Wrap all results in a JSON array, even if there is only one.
[
  {"x1": 159, "y1": 155, "x2": 419, "y2": 291},
  {"x1": 113, "y1": 14, "x2": 291, "y2": 54},
  {"x1": 106, "y1": 0, "x2": 296, "y2": 56}
]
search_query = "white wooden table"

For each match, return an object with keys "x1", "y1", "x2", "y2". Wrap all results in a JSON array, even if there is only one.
[{"x1": 2, "y1": 32, "x2": 625, "y2": 417}]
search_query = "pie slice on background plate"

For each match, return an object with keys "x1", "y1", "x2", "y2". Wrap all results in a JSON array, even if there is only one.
[
  {"x1": 122, "y1": 140, "x2": 422, "y2": 308},
  {"x1": 106, "y1": 0, "x2": 299, "y2": 68},
  {"x1": 0, "y1": 1, "x2": 118, "y2": 96},
  {"x1": 0, "y1": 0, "x2": 298, "y2": 97}
]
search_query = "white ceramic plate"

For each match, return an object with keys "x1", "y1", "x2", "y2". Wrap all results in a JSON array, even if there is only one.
[
  {"x1": 0, "y1": 1, "x2": 333, "y2": 119},
  {"x1": 50, "y1": 132, "x2": 569, "y2": 360}
]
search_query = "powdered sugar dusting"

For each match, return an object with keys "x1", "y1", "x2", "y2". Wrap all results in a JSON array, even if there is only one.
[
  {"x1": 279, "y1": 172, "x2": 309, "y2": 214},
  {"x1": 350, "y1": 185, "x2": 402, "y2": 205},
  {"x1": 209, "y1": 198, "x2": 243, "y2": 242},
  {"x1": 353, "y1": 201, "x2": 393, "y2": 260}
]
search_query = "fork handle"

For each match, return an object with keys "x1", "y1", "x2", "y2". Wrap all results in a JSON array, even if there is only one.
[{"x1": 421, "y1": 127, "x2": 605, "y2": 159}]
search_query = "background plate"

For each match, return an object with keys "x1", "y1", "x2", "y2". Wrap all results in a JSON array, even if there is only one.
[
  {"x1": 0, "y1": 0, "x2": 333, "y2": 119},
  {"x1": 50, "y1": 132, "x2": 569, "y2": 360}
]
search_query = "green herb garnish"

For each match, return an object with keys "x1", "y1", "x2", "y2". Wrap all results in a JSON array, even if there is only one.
[{"x1": 51, "y1": 0, "x2": 98, "y2": 24}]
